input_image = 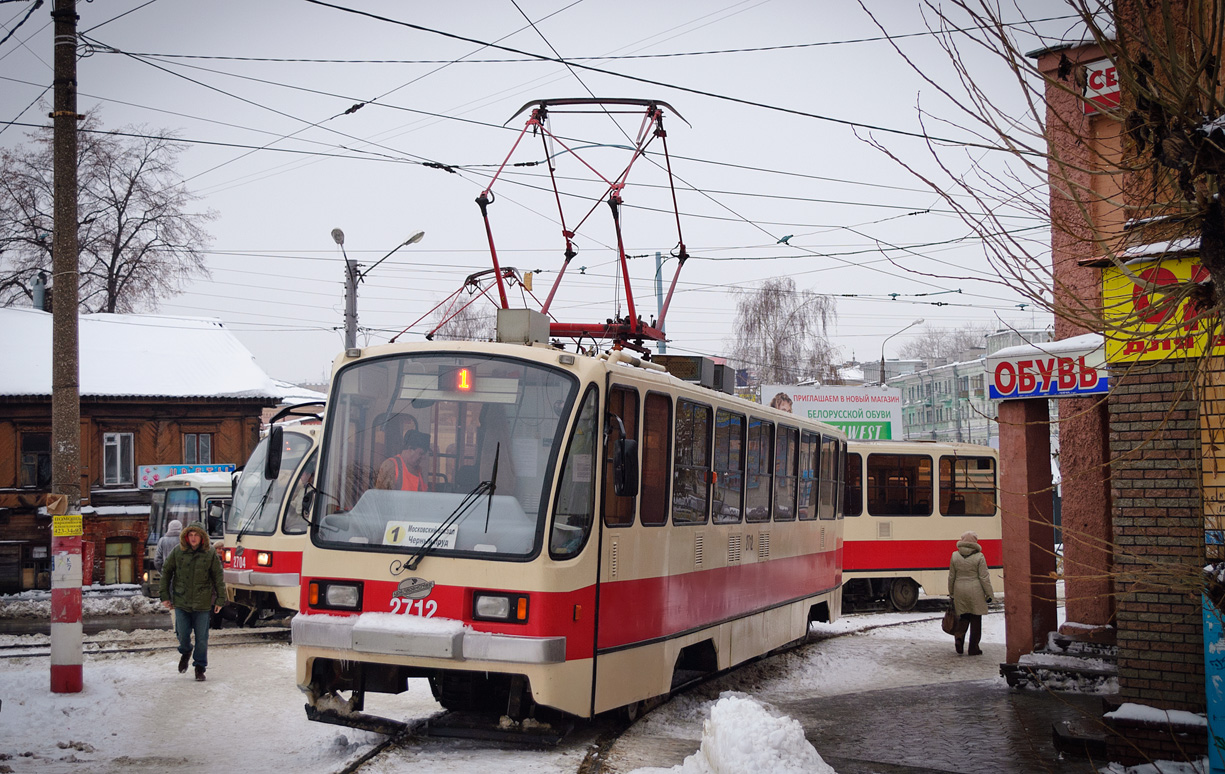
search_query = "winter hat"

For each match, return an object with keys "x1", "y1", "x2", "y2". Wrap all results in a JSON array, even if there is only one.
[
  {"x1": 960, "y1": 531, "x2": 978, "y2": 543},
  {"x1": 167, "y1": 520, "x2": 183, "y2": 534}
]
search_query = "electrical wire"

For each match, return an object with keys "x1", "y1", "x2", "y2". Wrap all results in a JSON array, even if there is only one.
[{"x1": 298, "y1": 0, "x2": 1044, "y2": 154}]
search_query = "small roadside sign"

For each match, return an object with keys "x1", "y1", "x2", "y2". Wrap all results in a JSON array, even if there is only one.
[{"x1": 52, "y1": 514, "x2": 83, "y2": 537}]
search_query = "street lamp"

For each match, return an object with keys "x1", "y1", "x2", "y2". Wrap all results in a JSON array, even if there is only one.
[
  {"x1": 879, "y1": 318, "x2": 924, "y2": 386},
  {"x1": 334, "y1": 229, "x2": 426, "y2": 349}
]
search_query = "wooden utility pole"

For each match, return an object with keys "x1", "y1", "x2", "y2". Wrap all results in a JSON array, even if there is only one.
[{"x1": 50, "y1": 0, "x2": 83, "y2": 694}]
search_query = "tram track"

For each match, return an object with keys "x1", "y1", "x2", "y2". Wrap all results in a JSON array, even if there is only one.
[
  {"x1": 0, "y1": 627, "x2": 289, "y2": 659},
  {"x1": 331, "y1": 610, "x2": 981, "y2": 774}
]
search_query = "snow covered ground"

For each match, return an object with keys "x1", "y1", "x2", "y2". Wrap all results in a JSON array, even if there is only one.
[{"x1": 0, "y1": 601, "x2": 1206, "y2": 774}]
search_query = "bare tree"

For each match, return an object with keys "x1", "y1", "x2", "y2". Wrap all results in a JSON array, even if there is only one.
[
  {"x1": 0, "y1": 113, "x2": 215, "y2": 313},
  {"x1": 430, "y1": 293, "x2": 496, "y2": 341},
  {"x1": 728, "y1": 277, "x2": 839, "y2": 385},
  {"x1": 897, "y1": 323, "x2": 992, "y2": 363}
]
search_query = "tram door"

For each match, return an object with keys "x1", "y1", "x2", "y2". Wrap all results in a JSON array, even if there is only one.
[{"x1": 592, "y1": 385, "x2": 642, "y2": 708}]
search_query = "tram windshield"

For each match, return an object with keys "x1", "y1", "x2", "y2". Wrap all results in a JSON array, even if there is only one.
[
  {"x1": 228, "y1": 432, "x2": 315, "y2": 536},
  {"x1": 313, "y1": 352, "x2": 578, "y2": 559}
]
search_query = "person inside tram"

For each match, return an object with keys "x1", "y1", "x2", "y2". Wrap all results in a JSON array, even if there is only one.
[
  {"x1": 470, "y1": 403, "x2": 517, "y2": 497},
  {"x1": 375, "y1": 429, "x2": 431, "y2": 492}
]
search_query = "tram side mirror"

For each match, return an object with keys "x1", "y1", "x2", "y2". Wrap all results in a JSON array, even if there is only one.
[
  {"x1": 612, "y1": 438, "x2": 639, "y2": 497},
  {"x1": 301, "y1": 484, "x2": 315, "y2": 517},
  {"x1": 264, "y1": 425, "x2": 283, "y2": 480}
]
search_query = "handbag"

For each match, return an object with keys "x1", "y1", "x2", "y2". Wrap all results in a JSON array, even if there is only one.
[{"x1": 941, "y1": 607, "x2": 959, "y2": 635}]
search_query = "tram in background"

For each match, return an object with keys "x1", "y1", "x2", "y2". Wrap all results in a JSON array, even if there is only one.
[
  {"x1": 841, "y1": 440, "x2": 1002, "y2": 611},
  {"x1": 143, "y1": 471, "x2": 233, "y2": 595},
  {"x1": 221, "y1": 402, "x2": 323, "y2": 626},
  {"x1": 293, "y1": 328, "x2": 847, "y2": 726}
]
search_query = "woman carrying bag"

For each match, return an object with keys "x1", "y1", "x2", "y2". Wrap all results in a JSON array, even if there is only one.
[{"x1": 947, "y1": 530, "x2": 995, "y2": 655}]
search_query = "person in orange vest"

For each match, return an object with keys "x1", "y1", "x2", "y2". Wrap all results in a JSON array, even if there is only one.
[{"x1": 375, "y1": 429, "x2": 431, "y2": 491}]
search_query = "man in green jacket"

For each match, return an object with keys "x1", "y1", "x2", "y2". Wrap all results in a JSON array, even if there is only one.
[{"x1": 159, "y1": 522, "x2": 226, "y2": 681}]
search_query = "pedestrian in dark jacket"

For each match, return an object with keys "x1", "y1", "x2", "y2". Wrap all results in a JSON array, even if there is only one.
[
  {"x1": 948, "y1": 531, "x2": 994, "y2": 656},
  {"x1": 159, "y1": 522, "x2": 226, "y2": 681},
  {"x1": 153, "y1": 519, "x2": 182, "y2": 571}
]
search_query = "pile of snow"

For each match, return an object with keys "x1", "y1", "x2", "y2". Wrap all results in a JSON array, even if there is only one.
[
  {"x1": 1100, "y1": 760, "x2": 1208, "y2": 774},
  {"x1": 0, "y1": 586, "x2": 164, "y2": 619},
  {"x1": 627, "y1": 693, "x2": 834, "y2": 774}
]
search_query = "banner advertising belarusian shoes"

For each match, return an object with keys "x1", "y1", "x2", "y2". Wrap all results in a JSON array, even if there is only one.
[{"x1": 761, "y1": 385, "x2": 902, "y2": 440}]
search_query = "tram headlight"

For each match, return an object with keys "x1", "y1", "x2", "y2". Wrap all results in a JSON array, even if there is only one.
[
  {"x1": 256, "y1": 552, "x2": 271, "y2": 566},
  {"x1": 473, "y1": 592, "x2": 529, "y2": 623},
  {"x1": 308, "y1": 580, "x2": 363, "y2": 611},
  {"x1": 223, "y1": 548, "x2": 232, "y2": 564}
]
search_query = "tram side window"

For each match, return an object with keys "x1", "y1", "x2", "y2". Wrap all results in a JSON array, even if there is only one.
[
  {"x1": 673, "y1": 400, "x2": 712, "y2": 525},
  {"x1": 640, "y1": 393, "x2": 671, "y2": 526},
  {"x1": 818, "y1": 435, "x2": 838, "y2": 520},
  {"x1": 712, "y1": 409, "x2": 745, "y2": 524},
  {"x1": 774, "y1": 426, "x2": 798, "y2": 521},
  {"x1": 550, "y1": 388, "x2": 599, "y2": 558},
  {"x1": 866, "y1": 453, "x2": 933, "y2": 516},
  {"x1": 744, "y1": 418, "x2": 773, "y2": 523},
  {"x1": 939, "y1": 455, "x2": 997, "y2": 516},
  {"x1": 844, "y1": 452, "x2": 863, "y2": 517},
  {"x1": 798, "y1": 431, "x2": 819, "y2": 520},
  {"x1": 283, "y1": 450, "x2": 318, "y2": 535},
  {"x1": 602, "y1": 386, "x2": 640, "y2": 528}
]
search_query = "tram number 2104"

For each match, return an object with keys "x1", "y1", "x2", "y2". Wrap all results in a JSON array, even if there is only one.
[{"x1": 389, "y1": 597, "x2": 437, "y2": 617}]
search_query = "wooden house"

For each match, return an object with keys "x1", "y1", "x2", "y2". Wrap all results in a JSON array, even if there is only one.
[{"x1": 0, "y1": 308, "x2": 284, "y2": 591}]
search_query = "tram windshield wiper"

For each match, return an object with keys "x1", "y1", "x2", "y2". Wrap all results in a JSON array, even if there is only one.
[
  {"x1": 236, "y1": 482, "x2": 275, "y2": 544},
  {"x1": 404, "y1": 475, "x2": 494, "y2": 572}
]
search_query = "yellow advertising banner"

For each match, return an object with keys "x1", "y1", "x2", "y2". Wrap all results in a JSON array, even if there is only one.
[
  {"x1": 1103, "y1": 255, "x2": 1225, "y2": 363},
  {"x1": 52, "y1": 514, "x2": 83, "y2": 537}
]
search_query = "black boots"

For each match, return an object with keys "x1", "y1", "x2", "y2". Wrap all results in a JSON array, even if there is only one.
[
  {"x1": 954, "y1": 638, "x2": 964, "y2": 654},
  {"x1": 178, "y1": 653, "x2": 190, "y2": 673},
  {"x1": 195, "y1": 667, "x2": 206, "y2": 682}
]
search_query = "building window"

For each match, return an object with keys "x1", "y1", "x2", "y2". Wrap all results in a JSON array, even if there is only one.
[
  {"x1": 184, "y1": 433, "x2": 212, "y2": 465},
  {"x1": 103, "y1": 432, "x2": 134, "y2": 486},
  {"x1": 104, "y1": 538, "x2": 137, "y2": 585},
  {"x1": 20, "y1": 432, "x2": 51, "y2": 488}
]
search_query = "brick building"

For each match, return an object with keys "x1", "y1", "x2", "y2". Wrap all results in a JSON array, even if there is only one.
[
  {"x1": 1025, "y1": 12, "x2": 1218, "y2": 763},
  {"x1": 0, "y1": 308, "x2": 283, "y2": 590}
]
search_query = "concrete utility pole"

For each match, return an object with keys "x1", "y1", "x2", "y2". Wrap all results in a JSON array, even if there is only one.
[
  {"x1": 50, "y1": 0, "x2": 83, "y2": 695},
  {"x1": 331, "y1": 229, "x2": 360, "y2": 349},
  {"x1": 51, "y1": 0, "x2": 80, "y2": 510}
]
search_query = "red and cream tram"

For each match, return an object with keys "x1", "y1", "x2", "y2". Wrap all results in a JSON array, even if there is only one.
[
  {"x1": 841, "y1": 440, "x2": 1002, "y2": 611},
  {"x1": 293, "y1": 338, "x2": 846, "y2": 724},
  {"x1": 222, "y1": 403, "x2": 323, "y2": 624}
]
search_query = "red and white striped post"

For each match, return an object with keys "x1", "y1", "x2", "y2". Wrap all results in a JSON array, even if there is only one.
[{"x1": 50, "y1": 512, "x2": 83, "y2": 693}]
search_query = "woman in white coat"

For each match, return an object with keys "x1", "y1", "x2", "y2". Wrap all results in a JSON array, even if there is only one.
[{"x1": 948, "y1": 531, "x2": 994, "y2": 655}]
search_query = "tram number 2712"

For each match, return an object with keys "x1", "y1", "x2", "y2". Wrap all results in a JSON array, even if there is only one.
[{"x1": 389, "y1": 597, "x2": 437, "y2": 617}]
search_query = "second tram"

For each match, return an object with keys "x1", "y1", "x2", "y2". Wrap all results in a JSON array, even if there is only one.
[
  {"x1": 293, "y1": 339, "x2": 847, "y2": 724},
  {"x1": 841, "y1": 440, "x2": 1002, "y2": 611},
  {"x1": 222, "y1": 403, "x2": 323, "y2": 625}
]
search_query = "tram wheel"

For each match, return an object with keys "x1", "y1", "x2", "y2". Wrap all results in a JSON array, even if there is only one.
[
  {"x1": 889, "y1": 578, "x2": 919, "y2": 611},
  {"x1": 622, "y1": 701, "x2": 642, "y2": 723}
]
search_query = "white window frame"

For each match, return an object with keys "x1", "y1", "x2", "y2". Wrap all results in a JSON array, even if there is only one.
[{"x1": 103, "y1": 432, "x2": 134, "y2": 486}]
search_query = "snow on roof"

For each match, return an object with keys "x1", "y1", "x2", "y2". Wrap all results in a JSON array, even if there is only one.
[
  {"x1": 0, "y1": 307, "x2": 282, "y2": 400},
  {"x1": 1121, "y1": 237, "x2": 1200, "y2": 260},
  {"x1": 272, "y1": 380, "x2": 328, "y2": 404},
  {"x1": 988, "y1": 332, "x2": 1104, "y2": 363}
]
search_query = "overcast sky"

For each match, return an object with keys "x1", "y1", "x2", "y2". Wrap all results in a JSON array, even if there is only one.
[{"x1": 0, "y1": 0, "x2": 1078, "y2": 383}]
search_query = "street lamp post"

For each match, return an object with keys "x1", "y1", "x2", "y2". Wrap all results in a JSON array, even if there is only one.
[
  {"x1": 879, "y1": 318, "x2": 924, "y2": 386},
  {"x1": 333, "y1": 229, "x2": 425, "y2": 349}
]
